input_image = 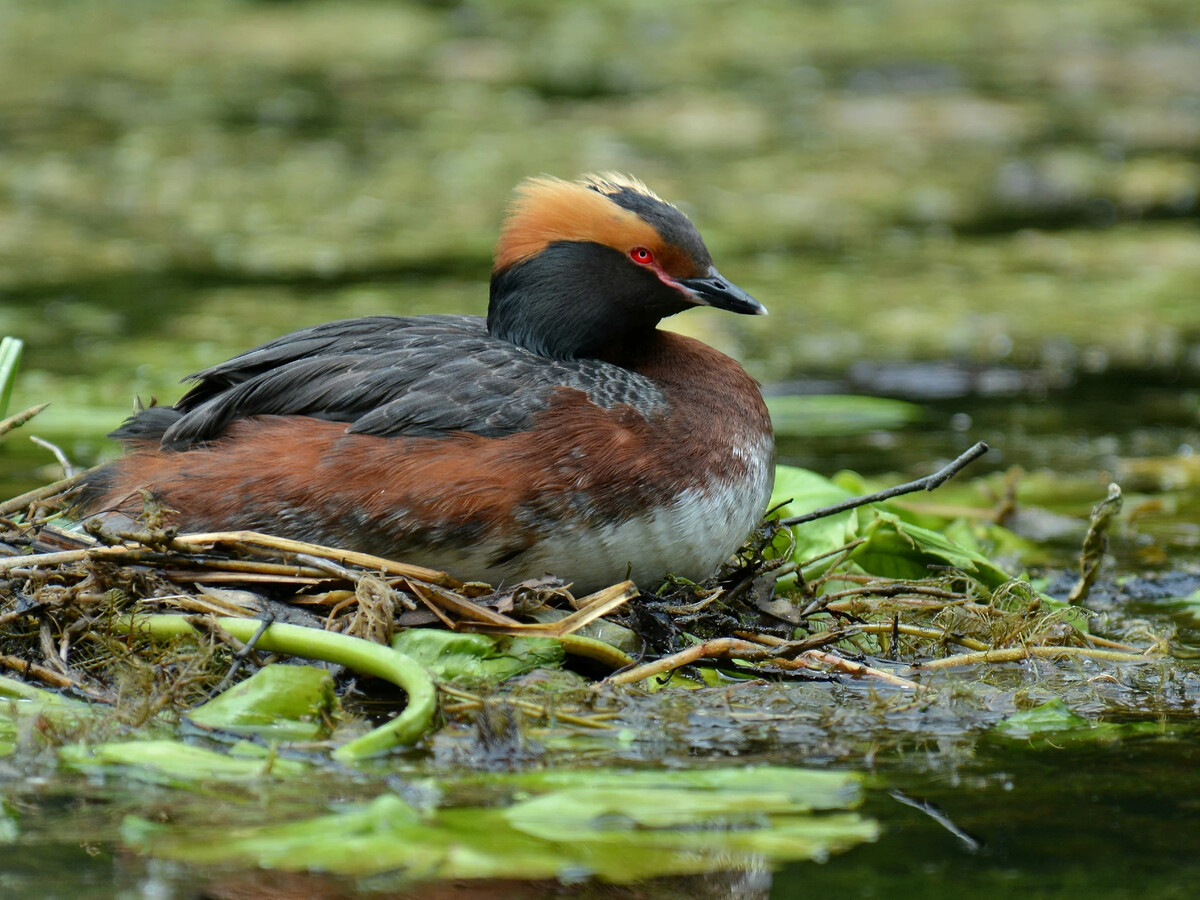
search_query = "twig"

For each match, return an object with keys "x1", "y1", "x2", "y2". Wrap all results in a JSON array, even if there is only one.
[
  {"x1": 797, "y1": 538, "x2": 867, "y2": 571},
  {"x1": 787, "y1": 649, "x2": 927, "y2": 691},
  {"x1": 890, "y1": 790, "x2": 983, "y2": 852},
  {"x1": 734, "y1": 629, "x2": 848, "y2": 654},
  {"x1": 911, "y1": 644, "x2": 1159, "y2": 671},
  {"x1": 174, "y1": 531, "x2": 465, "y2": 589},
  {"x1": 439, "y1": 684, "x2": 614, "y2": 730},
  {"x1": 287, "y1": 553, "x2": 355, "y2": 579},
  {"x1": 1082, "y1": 634, "x2": 1141, "y2": 652},
  {"x1": 603, "y1": 637, "x2": 926, "y2": 691},
  {"x1": 29, "y1": 435, "x2": 77, "y2": 478},
  {"x1": 0, "y1": 531, "x2": 461, "y2": 590},
  {"x1": 207, "y1": 611, "x2": 276, "y2": 697},
  {"x1": 855, "y1": 621, "x2": 990, "y2": 652},
  {"x1": 460, "y1": 581, "x2": 638, "y2": 638},
  {"x1": 604, "y1": 638, "x2": 766, "y2": 685},
  {"x1": 0, "y1": 654, "x2": 109, "y2": 700},
  {"x1": 748, "y1": 621, "x2": 989, "y2": 653},
  {"x1": 780, "y1": 441, "x2": 990, "y2": 526},
  {"x1": 0, "y1": 471, "x2": 88, "y2": 517},
  {"x1": 0, "y1": 403, "x2": 50, "y2": 440},
  {"x1": 803, "y1": 580, "x2": 965, "y2": 618}
]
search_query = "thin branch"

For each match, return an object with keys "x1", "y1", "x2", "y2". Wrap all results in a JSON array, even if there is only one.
[
  {"x1": 789, "y1": 649, "x2": 927, "y2": 691},
  {"x1": 29, "y1": 435, "x2": 77, "y2": 478},
  {"x1": 0, "y1": 403, "x2": 50, "y2": 440},
  {"x1": 0, "y1": 470, "x2": 88, "y2": 517},
  {"x1": 780, "y1": 441, "x2": 990, "y2": 526},
  {"x1": 890, "y1": 790, "x2": 983, "y2": 852},
  {"x1": 911, "y1": 644, "x2": 1158, "y2": 671}
]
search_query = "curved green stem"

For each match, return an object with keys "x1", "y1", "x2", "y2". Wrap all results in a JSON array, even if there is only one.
[
  {"x1": 0, "y1": 672, "x2": 80, "y2": 705},
  {"x1": 114, "y1": 615, "x2": 437, "y2": 760},
  {"x1": 557, "y1": 633, "x2": 634, "y2": 670}
]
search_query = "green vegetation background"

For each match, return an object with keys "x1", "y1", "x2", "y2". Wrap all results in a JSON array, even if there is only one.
[{"x1": 1, "y1": 0, "x2": 1198, "y2": 464}]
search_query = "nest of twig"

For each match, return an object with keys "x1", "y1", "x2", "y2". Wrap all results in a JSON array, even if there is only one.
[
  {"x1": 0, "y1": 477, "x2": 642, "y2": 703},
  {"x1": 0, "y1": 470, "x2": 1161, "y2": 723}
]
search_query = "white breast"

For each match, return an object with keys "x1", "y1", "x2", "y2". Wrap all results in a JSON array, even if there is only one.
[{"x1": 480, "y1": 430, "x2": 775, "y2": 594}]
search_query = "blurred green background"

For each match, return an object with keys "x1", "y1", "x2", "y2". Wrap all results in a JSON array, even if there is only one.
[{"x1": 1, "y1": 0, "x2": 1199, "y2": 486}]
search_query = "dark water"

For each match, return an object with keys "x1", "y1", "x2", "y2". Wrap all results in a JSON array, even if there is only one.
[
  {"x1": 787, "y1": 736, "x2": 1200, "y2": 900},
  {"x1": 2, "y1": 723, "x2": 1198, "y2": 898}
]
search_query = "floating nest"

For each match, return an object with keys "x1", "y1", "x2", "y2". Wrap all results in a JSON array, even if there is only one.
[{"x1": 0, "y1": 460, "x2": 1158, "y2": 737}]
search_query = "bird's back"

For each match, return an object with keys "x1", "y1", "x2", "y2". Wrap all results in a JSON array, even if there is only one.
[{"x1": 82, "y1": 324, "x2": 772, "y2": 593}]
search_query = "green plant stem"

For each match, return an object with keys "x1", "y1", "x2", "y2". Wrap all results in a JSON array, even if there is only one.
[
  {"x1": 557, "y1": 633, "x2": 634, "y2": 669},
  {"x1": 911, "y1": 645, "x2": 1158, "y2": 671},
  {"x1": 0, "y1": 336, "x2": 24, "y2": 420},
  {"x1": 0, "y1": 672, "x2": 81, "y2": 705},
  {"x1": 113, "y1": 615, "x2": 437, "y2": 760}
]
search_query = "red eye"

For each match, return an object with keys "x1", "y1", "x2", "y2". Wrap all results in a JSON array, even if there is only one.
[{"x1": 630, "y1": 247, "x2": 654, "y2": 265}]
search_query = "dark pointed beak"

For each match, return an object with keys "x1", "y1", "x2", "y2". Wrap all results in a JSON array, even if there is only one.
[{"x1": 678, "y1": 267, "x2": 767, "y2": 316}]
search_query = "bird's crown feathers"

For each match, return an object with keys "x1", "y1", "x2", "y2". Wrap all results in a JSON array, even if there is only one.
[{"x1": 494, "y1": 173, "x2": 677, "y2": 272}]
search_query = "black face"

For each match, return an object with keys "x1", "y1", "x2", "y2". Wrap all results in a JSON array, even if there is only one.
[{"x1": 488, "y1": 241, "x2": 693, "y2": 361}]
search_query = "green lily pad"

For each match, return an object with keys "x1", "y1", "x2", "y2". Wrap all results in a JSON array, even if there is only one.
[
  {"x1": 188, "y1": 664, "x2": 337, "y2": 741},
  {"x1": 60, "y1": 739, "x2": 308, "y2": 783},
  {"x1": 123, "y1": 766, "x2": 877, "y2": 882},
  {"x1": 850, "y1": 510, "x2": 1016, "y2": 589},
  {"x1": 391, "y1": 629, "x2": 564, "y2": 685},
  {"x1": 766, "y1": 394, "x2": 922, "y2": 438},
  {"x1": 770, "y1": 464, "x2": 858, "y2": 566},
  {"x1": 993, "y1": 699, "x2": 1162, "y2": 745}
]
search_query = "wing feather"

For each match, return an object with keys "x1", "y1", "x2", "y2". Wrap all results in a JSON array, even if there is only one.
[{"x1": 112, "y1": 315, "x2": 669, "y2": 449}]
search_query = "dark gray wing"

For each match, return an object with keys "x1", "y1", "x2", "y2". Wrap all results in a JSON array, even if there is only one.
[{"x1": 121, "y1": 315, "x2": 668, "y2": 450}]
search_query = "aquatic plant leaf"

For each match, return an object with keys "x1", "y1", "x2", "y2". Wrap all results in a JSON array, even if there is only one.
[
  {"x1": 125, "y1": 795, "x2": 577, "y2": 881},
  {"x1": 0, "y1": 674, "x2": 89, "y2": 708},
  {"x1": 943, "y1": 517, "x2": 1045, "y2": 566},
  {"x1": 61, "y1": 740, "x2": 308, "y2": 783},
  {"x1": 116, "y1": 614, "x2": 437, "y2": 759},
  {"x1": 993, "y1": 700, "x2": 1161, "y2": 745},
  {"x1": 766, "y1": 394, "x2": 921, "y2": 438},
  {"x1": 391, "y1": 630, "x2": 563, "y2": 685},
  {"x1": 469, "y1": 765, "x2": 864, "y2": 811},
  {"x1": 1168, "y1": 588, "x2": 1200, "y2": 622},
  {"x1": 0, "y1": 801, "x2": 17, "y2": 843},
  {"x1": 770, "y1": 464, "x2": 859, "y2": 564},
  {"x1": 502, "y1": 809, "x2": 881, "y2": 880},
  {"x1": 188, "y1": 664, "x2": 337, "y2": 741},
  {"x1": 507, "y1": 786, "x2": 796, "y2": 833},
  {"x1": 124, "y1": 768, "x2": 877, "y2": 882},
  {"x1": 850, "y1": 510, "x2": 1015, "y2": 589},
  {"x1": 0, "y1": 710, "x2": 14, "y2": 758},
  {"x1": 995, "y1": 699, "x2": 1089, "y2": 735},
  {"x1": 0, "y1": 677, "x2": 100, "y2": 754},
  {"x1": 506, "y1": 786, "x2": 816, "y2": 836}
]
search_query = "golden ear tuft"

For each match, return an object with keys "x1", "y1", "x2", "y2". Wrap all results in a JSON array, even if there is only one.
[{"x1": 494, "y1": 175, "x2": 663, "y2": 272}]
